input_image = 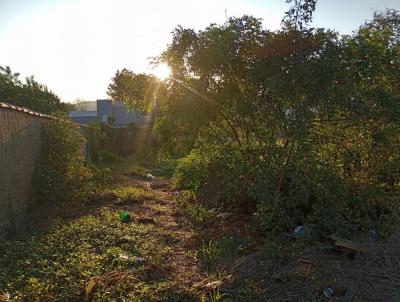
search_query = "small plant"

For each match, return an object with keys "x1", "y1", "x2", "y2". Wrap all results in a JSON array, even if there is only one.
[
  {"x1": 188, "y1": 203, "x2": 210, "y2": 223},
  {"x1": 208, "y1": 287, "x2": 228, "y2": 302},
  {"x1": 197, "y1": 239, "x2": 221, "y2": 271},
  {"x1": 157, "y1": 159, "x2": 177, "y2": 178},
  {"x1": 174, "y1": 190, "x2": 210, "y2": 223},
  {"x1": 218, "y1": 235, "x2": 242, "y2": 258},
  {"x1": 174, "y1": 190, "x2": 194, "y2": 207},
  {"x1": 201, "y1": 287, "x2": 227, "y2": 302}
]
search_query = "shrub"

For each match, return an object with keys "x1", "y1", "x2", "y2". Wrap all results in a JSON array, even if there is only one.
[
  {"x1": 159, "y1": 11, "x2": 400, "y2": 241},
  {"x1": 35, "y1": 119, "x2": 93, "y2": 204},
  {"x1": 172, "y1": 149, "x2": 209, "y2": 191}
]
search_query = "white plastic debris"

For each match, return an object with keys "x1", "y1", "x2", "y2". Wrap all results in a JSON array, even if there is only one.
[
  {"x1": 134, "y1": 256, "x2": 145, "y2": 263},
  {"x1": 294, "y1": 225, "x2": 308, "y2": 237},
  {"x1": 323, "y1": 287, "x2": 334, "y2": 298},
  {"x1": 119, "y1": 253, "x2": 145, "y2": 263},
  {"x1": 146, "y1": 173, "x2": 155, "y2": 180}
]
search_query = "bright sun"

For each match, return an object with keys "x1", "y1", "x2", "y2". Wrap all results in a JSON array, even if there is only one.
[{"x1": 152, "y1": 63, "x2": 171, "y2": 80}]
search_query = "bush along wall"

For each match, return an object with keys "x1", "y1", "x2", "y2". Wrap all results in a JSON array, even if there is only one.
[{"x1": 35, "y1": 118, "x2": 93, "y2": 205}]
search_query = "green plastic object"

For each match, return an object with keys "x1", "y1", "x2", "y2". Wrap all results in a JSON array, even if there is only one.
[{"x1": 119, "y1": 211, "x2": 130, "y2": 222}]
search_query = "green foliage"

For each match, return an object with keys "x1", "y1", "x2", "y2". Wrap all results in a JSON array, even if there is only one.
[
  {"x1": 107, "y1": 68, "x2": 166, "y2": 113},
  {"x1": 197, "y1": 235, "x2": 243, "y2": 272},
  {"x1": 90, "y1": 165, "x2": 112, "y2": 188},
  {"x1": 188, "y1": 203, "x2": 210, "y2": 223},
  {"x1": 283, "y1": 0, "x2": 318, "y2": 31},
  {"x1": 86, "y1": 121, "x2": 135, "y2": 162},
  {"x1": 172, "y1": 149, "x2": 209, "y2": 191},
  {"x1": 174, "y1": 190, "x2": 210, "y2": 223},
  {"x1": 156, "y1": 10, "x2": 400, "y2": 239},
  {"x1": 35, "y1": 119, "x2": 93, "y2": 204},
  {"x1": 97, "y1": 149, "x2": 122, "y2": 163},
  {"x1": 0, "y1": 209, "x2": 170, "y2": 300},
  {"x1": 156, "y1": 158, "x2": 177, "y2": 179},
  {"x1": 201, "y1": 287, "x2": 228, "y2": 302},
  {"x1": 197, "y1": 239, "x2": 221, "y2": 271},
  {"x1": 110, "y1": 186, "x2": 155, "y2": 204},
  {"x1": 0, "y1": 66, "x2": 68, "y2": 114}
]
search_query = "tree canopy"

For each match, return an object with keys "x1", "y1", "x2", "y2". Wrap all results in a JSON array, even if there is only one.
[
  {"x1": 154, "y1": 9, "x2": 400, "y2": 237},
  {"x1": 107, "y1": 69, "x2": 166, "y2": 112},
  {"x1": 0, "y1": 66, "x2": 69, "y2": 114}
]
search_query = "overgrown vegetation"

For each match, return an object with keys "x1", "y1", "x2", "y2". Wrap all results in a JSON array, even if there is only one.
[
  {"x1": 110, "y1": 186, "x2": 156, "y2": 204},
  {"x1": 155, "y1": 7, "x2": 400, "y2": 240},
  {"x1": 35, "y1": 118, "x2": 95, "y2": 204},
  {"x1": 1, "y1": 1, "x2": 400, "y2": 301},
  {"x1": 0, "y1": 209, "x2": 174, "y2": 301},
  {"x1": 86, "y1": 121, "x2": 138, "y2": 162},
  {"x1": 35, "y1": 117, "x2": 112, "y2": 207}
]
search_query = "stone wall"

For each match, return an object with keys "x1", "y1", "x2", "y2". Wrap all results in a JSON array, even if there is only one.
[{"x1": 0, "y1": 103, "x2": 51, "y2": 239}]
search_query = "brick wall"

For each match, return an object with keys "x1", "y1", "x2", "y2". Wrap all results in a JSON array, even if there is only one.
[{"x1": 0, "y1": 103, "x2": 52, "y2": 239}]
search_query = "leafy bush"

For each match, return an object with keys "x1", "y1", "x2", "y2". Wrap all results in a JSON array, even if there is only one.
[
  {"x1": 157, "y1": 11, "x2": 400, "y2": 240},
  {"x1": 172, "y1": 149, "x2": 209, "y2": 191},
  {"x1": 36, "y1": 118, "x2": 93, "y2": 204}
]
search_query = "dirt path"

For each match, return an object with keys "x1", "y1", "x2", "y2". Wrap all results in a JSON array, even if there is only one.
[{"x1": 107, "y1": 175, "x2": 205, "y2": 299}]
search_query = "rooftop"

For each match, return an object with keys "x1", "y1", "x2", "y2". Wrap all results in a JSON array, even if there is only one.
[{"x1": 69, "y1": 111, "x2": 97, "y2": 117}]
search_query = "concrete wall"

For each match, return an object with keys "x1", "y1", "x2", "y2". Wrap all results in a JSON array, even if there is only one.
[{"x1": 0, "y1": 103, "x2": 50, "y2": 239}]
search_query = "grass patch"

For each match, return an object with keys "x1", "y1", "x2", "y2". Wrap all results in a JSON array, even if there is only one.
[
  {"x1": 0, "y1": 209, "x2": 173, "y2": 301},
  {"x1": 110, "y1": 186, "x2": 156, "y2": 204}
]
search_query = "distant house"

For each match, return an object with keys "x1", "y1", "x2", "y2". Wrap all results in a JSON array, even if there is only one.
[
  {"x1": 69, "y1": 110, "x2": 98, "y2": 124},
  {"x1": 69, "y1": 99, "x2": 142, "y2": 127}
]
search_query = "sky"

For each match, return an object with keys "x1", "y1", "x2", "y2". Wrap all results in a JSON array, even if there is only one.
[{"x1": 1, "y1": 0, "x2": 399, "y2": 103}]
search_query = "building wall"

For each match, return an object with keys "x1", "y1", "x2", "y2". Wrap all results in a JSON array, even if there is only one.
[
  {"x1": 0, "y1": 104, "x2": 49, "y2": 239},
  {"x1": 97, "y1": 99, "x2": 143, "y2": 126},
  {"x1": 97, "y1": 99, "x2": 113, "y2": 123}
]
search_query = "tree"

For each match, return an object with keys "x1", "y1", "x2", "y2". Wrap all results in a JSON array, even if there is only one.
[
  {"x1": 283, "y1": 0, "x2": 318, "y2": 31},
  {"x1": 0, "y1": 65, "x2": 67, "y2": 114},
  {"x1": 155, "y1": 10, "x2": 400, "y2": 236},
  {"x1": 107, "y1": 69, "x2": 165, "y2": 112},
  {"x1": 73, "y1": 97, "x2": 89, "y2": 111}
]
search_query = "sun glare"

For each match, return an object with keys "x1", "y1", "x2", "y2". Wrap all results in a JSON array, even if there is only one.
[{"x1": 152, "y1": 63, "x2": 171, "y2": 80}]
